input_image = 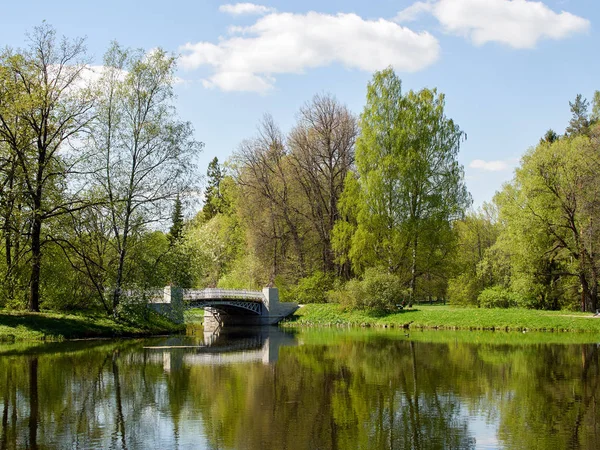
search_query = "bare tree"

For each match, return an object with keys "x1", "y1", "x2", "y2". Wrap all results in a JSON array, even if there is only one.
[
  {"x1": 288, "y1": 94, "x2": 357, "y2": 273},
  {"x1": 235, "y1": 115, "x2": 308, "y2": 280}
]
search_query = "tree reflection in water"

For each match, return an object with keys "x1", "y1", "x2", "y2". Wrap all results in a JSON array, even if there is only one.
[{"x1": 0, "y1": 329, "x2": 597, "y2": 449}]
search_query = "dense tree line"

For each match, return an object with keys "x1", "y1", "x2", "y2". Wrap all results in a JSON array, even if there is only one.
[
  {"x1": 186, "y1": 68, "x2": 471, "y2": 308},
  {"x1": 448, "y1": 93, "x2": 600, "y2": 312},
  {"x1": 2, "y1": 25, "x2": 598, "y2": 316},
  {"x1": 186, "y1": 69, "x2": 600, "y2": 312}
]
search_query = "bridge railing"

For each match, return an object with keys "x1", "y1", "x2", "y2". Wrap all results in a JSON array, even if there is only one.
[{"x1": 183, "y1": 288, "x2": 264, "y2": 302}]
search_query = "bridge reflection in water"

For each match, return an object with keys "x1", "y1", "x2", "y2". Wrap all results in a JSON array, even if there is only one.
[{"x1": 145, "y1": 327, "x2": 298, "y2": 372}]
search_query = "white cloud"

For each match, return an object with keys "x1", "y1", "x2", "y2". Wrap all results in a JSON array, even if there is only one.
[
  {"x1": 219, "y1": 3, "x2": 275, "y2": 16},
  {"x1": 394, "y1": 2, "x2": 434, "y2": 23},
  {"x1": 179, "y1": 12, "x2": 440, "y2": 93},
  {"x1": 395, "y1": 0, "x2": 590, "y2": 48},
  {"x1": 469, "y1": 159, "x2": 511, "y2": 172}
]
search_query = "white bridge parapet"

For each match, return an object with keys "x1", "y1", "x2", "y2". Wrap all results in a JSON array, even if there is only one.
[{"x1": 183, "y1": 288, "x2": 264, "y2": 302}]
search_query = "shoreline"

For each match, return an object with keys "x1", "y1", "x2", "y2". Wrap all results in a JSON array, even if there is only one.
[
  {"x1": 3, "y1": 303, "x2": 600, "y2": 343},
  {"x1": 0, "y1": 310, "x2": 185, "y2": 343},
  {"x1": 283, "y1": 304, "x2": 600, "y2": 333}
]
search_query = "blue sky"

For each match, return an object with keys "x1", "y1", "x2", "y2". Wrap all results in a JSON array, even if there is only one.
[{"x1": 1, "y1": 0, "x2": 597, "y2": 206}]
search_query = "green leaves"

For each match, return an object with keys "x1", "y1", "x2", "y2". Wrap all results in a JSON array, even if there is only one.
[{"x1": 338, "y1": 67, "x2": 469, "y2": 301}]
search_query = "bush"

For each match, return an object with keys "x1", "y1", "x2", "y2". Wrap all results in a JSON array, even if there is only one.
[
  {"x1": 335, "y1": 268, "x2": 406, "y2": 311},
  {"x1": 286, "y1": 271, "x2": 334, "y2": 304},
  {"x1": 478, "y1": 286, "x2": 519, "y2": 308}
]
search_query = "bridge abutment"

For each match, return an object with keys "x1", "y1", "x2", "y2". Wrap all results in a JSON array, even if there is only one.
[{"x1": 148, "y1": 286, "x2": 184, "y2": 324}]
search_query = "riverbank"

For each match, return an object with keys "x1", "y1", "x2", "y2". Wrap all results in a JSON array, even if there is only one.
[
  {"x1": 285, "y1": 304, "x2": 600, "y2": 333},
  {"x1": 0, "y1": 310, "x2": 185, "y2": 342}
]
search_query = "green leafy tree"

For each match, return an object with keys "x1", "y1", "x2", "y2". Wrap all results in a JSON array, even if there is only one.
[
  {"x1": 539, "y1": 129, "x2": 559, "y2": 145},
  {"x1": 88, "y1": 42, "x2": 202, "y2": 315},
  {"x1": 591, "y1": 91, "x2": 600, "y2": 124},
  {"x1": 0, "y1": 24, "x2": 95, "y2": 311},
  {"x1": 343, "y1": 68, "x2": 470, "y2": 302},
  {"x1": 447, "y1": 205, "x2": 499, "y2": 306},
  {"x1": 203, "y1": 157, "x2": 226, "y2": 220},
  {"x1": 497, "y1": 135, "x2": 600, "y2": 311}
]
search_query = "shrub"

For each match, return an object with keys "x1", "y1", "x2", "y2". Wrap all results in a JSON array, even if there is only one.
[
  {"x1": 286, "y1": 271, "x2": 335, "y2": 304},
  {"x1": 478, "y1": 286, "x2": 519, "y2": 308},
  {"x1": 337, "y1": 268, "x2": 406, "y2": 311}
]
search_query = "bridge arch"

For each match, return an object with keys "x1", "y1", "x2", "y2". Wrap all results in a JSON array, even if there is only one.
[{"x1": 187, "y1": 299, "x2": 263, "y2": 315}]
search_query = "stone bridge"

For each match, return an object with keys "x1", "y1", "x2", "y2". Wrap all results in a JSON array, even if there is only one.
[{"x1": 148, "y1": 286, "x2": 298, "y2": 328}]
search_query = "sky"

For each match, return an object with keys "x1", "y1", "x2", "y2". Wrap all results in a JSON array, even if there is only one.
[{"x1": 1, "y1": 0, "x2": 598, "y2": 207}]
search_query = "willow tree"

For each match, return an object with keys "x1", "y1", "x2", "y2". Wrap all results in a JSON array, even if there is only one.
[{"x1": 344, "y1": 68, "x2": 470, "y2": 301}]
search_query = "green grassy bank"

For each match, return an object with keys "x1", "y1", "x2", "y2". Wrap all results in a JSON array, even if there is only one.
[
  {"x1": 285, "y1": 304, "x2": 600, "y2": 333},
  {"x1": 0, "y1": 310, "x2": 185, "y2": 342}
]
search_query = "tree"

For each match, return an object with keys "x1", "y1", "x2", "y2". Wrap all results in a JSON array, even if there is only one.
[
  {"x1": 169, "y1": 194, "x2": 184, "y2": 243},
  {"x1": 288, "y1": 94, "x2": 357, "y2": 274},
  {"x1": 447, "y1": 205, "x2": 499, "y2": 306},
  {"x1": 342, "y1": 68, "x2": 470, "y2": 302},
  {"x1": 202, "y1": 157, "x2": 225, "y2": 220},
  {"x1": 566, "y1": 94, "x2": 590, "y2": 136},
  {"x1": 89, "y1": 42, "x2": 202, "y2": 316},
  {"x1": 591, "y1": 91, "x2": 600, "y2": 124},
  {"x1": 540, "y1": 129, "x2": 558, "y2": 145},
  {"x1": 0, "y1": 24, "x2": 95, "y2": 311},
  {"x1": 497, "y1": 136, "x2": 600, "y2": 312},
  {"x1": 234, "y1": 115, "x2": 309, "y2": 282}
]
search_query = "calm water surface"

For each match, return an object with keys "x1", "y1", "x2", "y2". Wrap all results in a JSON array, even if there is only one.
[{"x1": 0, "y1": 327, "x2": 598, "y2": 449}]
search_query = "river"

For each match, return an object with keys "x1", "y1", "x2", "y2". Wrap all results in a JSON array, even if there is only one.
[{"x1": 0, "y1": 327, "x2": 598, "y2": 449}]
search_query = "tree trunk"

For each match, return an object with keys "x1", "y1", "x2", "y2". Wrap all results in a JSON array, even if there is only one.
[
  {"x1": 409, "y1": 236, "x2": 419, "y2": 305},
  {"x1": 579, "y1": 272, "x2": 598, "y2": 312},
  {"x1": 112, "y1": 246, "x2": 127, "y2": 317},
  {"x1": 28, "y1": 212, "x2": 42, "y2": 312},
  {"x1": 112, "y1": 208, "x2": 131, "y2": 317}
]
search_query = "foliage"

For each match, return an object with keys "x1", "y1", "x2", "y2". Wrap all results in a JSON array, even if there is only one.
[
  {"x1": 185, "y1": 213, "x2": 243, "y2": 287},
  {"x1": 447, "y1": 205, "x2": 500, "y2": 306},
  {"x1": 284, "y1": 271, "x2": 335, "y2": 304},
  {"x1": 0, "y1": 24, "x2": 95, "y2": 311},
  {"x1": 477, "y1": 286, "x2": 520, "y2": 309},
  {"x1": 202, "y1": 157, "x2": 226, "y2": 220},
  {"x1": 336, "y1": 67, "x2": 470, "y2": 303},
  {"x1": 85, "y1": 42, "x2": 202, "y2": 315},
  {"x1": 169, "y1": 194, "x2": 184, "y2": 243},
  {"x1": 333, "y1": 267, "x2": 406, "y2": 311},
  {"x1": 217, "y1": 254, "x2": 264, "y2": 290},
  {"x1": 495, "y1": 133, "x2": 600, "y2": 311}
]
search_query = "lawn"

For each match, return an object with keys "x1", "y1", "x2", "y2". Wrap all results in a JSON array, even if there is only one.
[
  {"x1": 286, "y1": 303, "x2": 600, "y2": 333},
  {"x1": 0, "y1": 310, "x2": 185, "y2": 342}
]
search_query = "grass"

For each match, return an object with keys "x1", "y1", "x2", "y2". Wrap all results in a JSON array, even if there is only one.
[
  {"x1": 0, "y1": 309, "x2": 185, "y2": 342},
  {"x1": 184, "y1": 308, "x2": 204, "y2": 324},
  {"x1": 285, "y1": 303, "x2": 600, "y2": 333}
]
